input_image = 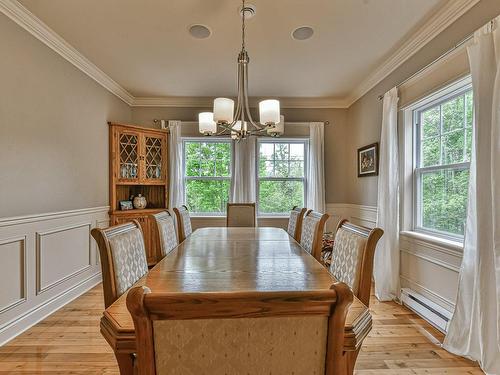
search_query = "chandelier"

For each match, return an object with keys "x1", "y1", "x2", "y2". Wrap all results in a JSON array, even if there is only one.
[{"x1": 198, "y1": 0, "x2": 284, "y2": 140}]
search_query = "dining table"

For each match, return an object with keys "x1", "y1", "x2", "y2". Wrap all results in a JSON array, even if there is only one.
[{"x1": 100, "y1": 227, "x2": 372, "y2": 374}]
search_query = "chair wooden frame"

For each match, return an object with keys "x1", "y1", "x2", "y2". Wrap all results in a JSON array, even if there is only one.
[
  {"x1": 150, "y1": 211, "x2": 178, "y2": 261},
  {"x1": 226, "y1": 202, "x2": 256, "y2": 227},
  {"x1": 333, "y1": 219, "x2": 383, "y2": 375},
  {"x1": 288, "y1": 206, "x2": 308, "y2": 242},
  {"x1": 333, "y1": 220, "x2": 383, "y2": 308},
  {"x1": 173, "y1": 205, "x2": 192, "y2": 243},
  {"x1": 302, "y1": 210, "x2": 330, "y2": 261},
  {"x1": 126, "y1": 282, "x2": 353, "y2": 375},
  {"x1": 91, "y1": 220, "x2": 146, "y2": 309}
]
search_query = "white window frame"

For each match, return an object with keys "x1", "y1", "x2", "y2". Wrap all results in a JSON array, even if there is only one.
[
  {"x1": 182, "y1": 137, "x2": 232, "y2": 216},
  {"x1": 404, "y1": 76, "x2": 472, "y2": 242},
  {"x1": 256, "y1": 138, "x2": 309, "y2": 217}
]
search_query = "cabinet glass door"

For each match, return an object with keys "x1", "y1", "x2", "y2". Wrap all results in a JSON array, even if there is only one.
[
  {"x1": 144, "y1": 136, "x2": 163, "y2": 180},
  {"x1": 118, "y1": 132, "x2": 140, "y2": 181}
]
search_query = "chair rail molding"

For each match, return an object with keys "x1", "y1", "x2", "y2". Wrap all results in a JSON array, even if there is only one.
[{"x1": 0, "y1": 206, "x2": 108, "y2": 345}]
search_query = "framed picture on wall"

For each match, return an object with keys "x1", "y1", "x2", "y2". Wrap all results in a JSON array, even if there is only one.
[{"x1": 358, "y1": 142, "x2": 379, "y2": 177}]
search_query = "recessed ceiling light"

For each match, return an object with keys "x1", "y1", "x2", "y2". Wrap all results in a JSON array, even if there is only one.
[
  {"x1": 292, "y1": 26, "x2": 314, "y2": 41},
  {"x1": 189, "y1": 24, "x2": 211, "y2": 39}
]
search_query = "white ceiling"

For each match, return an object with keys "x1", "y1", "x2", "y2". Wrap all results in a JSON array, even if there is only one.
[{"x1": 19, "y1": 0, "x2": 446, "y2": 101}]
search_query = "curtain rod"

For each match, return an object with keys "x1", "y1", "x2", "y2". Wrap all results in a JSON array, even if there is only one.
[{"x1": 377, "y1": 32, "x2": 475, "y2": 101}]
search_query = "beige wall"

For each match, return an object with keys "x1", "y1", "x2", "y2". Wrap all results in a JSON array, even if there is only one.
[
  {"x1": 131, "y1": 106, "x2": 349, "y2": 204},
  {"x1": 344, "y1": 0, "x2": 500, "y2": 206},
  {"x1": 0, "y1": 14, "x2": 131, "y2": 218}
]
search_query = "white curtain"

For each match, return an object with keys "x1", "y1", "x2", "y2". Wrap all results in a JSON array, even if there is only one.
[
  {"x1": 374, "y1": 87, "x2": 400, "y2": 301},
  {"x1": 443, "y1": 18, "x2": 500, "y2": 375},
  {"x1": 230, "y1": 137, "x2": 256, "y2": 203},
  {"x1": 168, "y1": 120, "x2": 184, "y2": 208},
  {"x1": 306, "y1": 122, "x2": 326, "y2": 213}
]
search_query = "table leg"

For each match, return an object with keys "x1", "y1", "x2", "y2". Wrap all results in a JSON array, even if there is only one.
[{"x1": 115, "y1": 352, "x2": 134, "y2": 375}]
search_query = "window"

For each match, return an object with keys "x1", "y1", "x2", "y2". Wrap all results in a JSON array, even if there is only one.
[
  {"x1": 183, "y1": 140, "x2": 232, "y2": 215},
  {"x1": 413, "y1": 83, "x2": 473, "y2": 239},
  {"x1": 257, "y1": 140, "x2": 307, "y2": 215}
]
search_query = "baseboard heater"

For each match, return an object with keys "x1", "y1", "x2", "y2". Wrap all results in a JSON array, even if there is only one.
[{"x1": 400, "y1": 288, "x2": 453, "y2": 333}]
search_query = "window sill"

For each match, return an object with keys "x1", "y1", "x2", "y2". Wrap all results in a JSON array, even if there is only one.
[{"x1": 400, "y1": 230, "x2": 463, "y2": 252}]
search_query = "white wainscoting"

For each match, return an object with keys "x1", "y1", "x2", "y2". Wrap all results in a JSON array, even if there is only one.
[
  {"x1": 325, "y1": 203, "x2": 377, "y2": 232},
  {"x1": 326, "y1": 203, "x2": 462, "y2": 314},
  {"x1": 0, "y1": 203, "x2": 463, "y2": 343},
  {"x1": 0, "y1": 206, "x2": 108, "y2": 345}
]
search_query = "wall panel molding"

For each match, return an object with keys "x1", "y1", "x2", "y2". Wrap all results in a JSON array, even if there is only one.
[
  {"x1": 0, "y1": 236, "x2": 27, "y2": 314},
  {"x1": 326, "y1": 203, "x2": 377, "y2": 231},
  {"x1": 400, "y1": 248, "x2": 460, "y2": 273},
  {"x1": 0, "y1": 206, "x2": 107, "y2": 345},
  {"x1": 35, "y1": 223, "x2": 92, "y2": 295}
]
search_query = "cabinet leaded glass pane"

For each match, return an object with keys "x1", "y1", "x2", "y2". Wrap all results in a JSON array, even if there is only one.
[
  {"x1": 145, "y1": 136, "x2": 162, "y2": 179},
  {"x1": 119, "y1": 134, "x2": 138, "y2": 179}
]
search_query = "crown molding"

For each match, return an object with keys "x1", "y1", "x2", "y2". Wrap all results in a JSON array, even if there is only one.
[
  {"x1": 0, "y1": 0, "x2": 134, "y2": 105},
  {"x1": 1, "y1": 0, "x2": 480, "y2": 110},
  {"x1": 131, "y1": 96, "x2": 350, "y2": 109},
  {"x1": 345, "y1": 0, "x2": 480, "y2": 107}
]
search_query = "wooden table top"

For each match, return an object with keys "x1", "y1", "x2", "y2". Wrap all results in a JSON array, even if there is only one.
[{"x1": 101, "y1": 227, "x2": 371, "y2": 352}]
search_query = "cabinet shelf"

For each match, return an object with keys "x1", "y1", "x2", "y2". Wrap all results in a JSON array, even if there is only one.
[{"x1": 110, "y1": 208, "x2": 166, "y2": 215}]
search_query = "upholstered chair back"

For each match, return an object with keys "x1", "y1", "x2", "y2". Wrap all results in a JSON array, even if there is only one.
[
  {"x1": 126, "y1": 283, "x2": 353, "y2": 375},
  {"x1": 329, "y1": 220, "x2": 383, "y2": 307},
  {"x1": 287, "y1": 206, "x2": 308, "y2": 242},
  {"x1": 173, "y1": 205, "x2": 192, "y2": 243},
  {"x1": 226, "y1": 203, "x2": 256, "y2": 227},
  {"x1": 91, "y1": 221, "x2": 149, "y2": 308},
  {"x1": 300, "y1": 211, "x2": 329, "y2": 261},
  {"x1": 151, "y1": 211, "x2": 178, "y2": 260}
]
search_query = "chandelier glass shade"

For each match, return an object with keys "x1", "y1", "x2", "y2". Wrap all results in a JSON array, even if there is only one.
[{"x1": 198, "y1": 0, "x2": 283, "y2": 140}]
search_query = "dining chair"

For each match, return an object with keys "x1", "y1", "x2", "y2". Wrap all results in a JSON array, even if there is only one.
[
  {"x1": 287, "y1": 206, "x2": 308, "y2": 242},
  {"x1": 126, "y1": 283, "x2": 353, "y2": 375},
  {"x1": 329, "y1": 219, "x2": 383, "y2": 307},
  {"x1": 91, "y1": 221, "x2": 149, "y2": 309},
  {"x1": 150, "y1": 211, "x2": 178, "y2": 260},
  {"x1": 300, "y1": 210, "x2": 330, "y2": 261},
  {"x1": 226, "y1": 202, "x2": 256, "y2": 227},
  {"x1": 173, "y1": 205, "x2": 193, "y2": 243},
  {"x1": 328, "y1": 219, "x2": 383, "y2": 375}
]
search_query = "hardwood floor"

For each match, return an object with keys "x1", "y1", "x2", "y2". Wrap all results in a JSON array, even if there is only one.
[{"x1": 0, "y1": 284, "x2": 482, "y2": 374}]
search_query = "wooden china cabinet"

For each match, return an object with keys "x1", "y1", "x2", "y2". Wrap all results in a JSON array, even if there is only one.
[{"x1": 108, "y1": 122, "x2": 168, "y2": 266}]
